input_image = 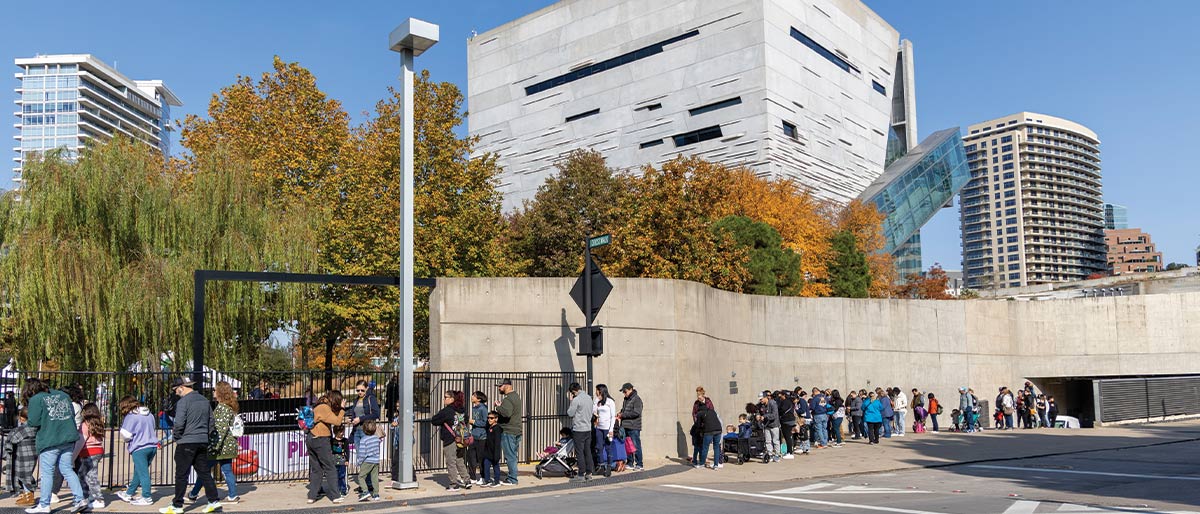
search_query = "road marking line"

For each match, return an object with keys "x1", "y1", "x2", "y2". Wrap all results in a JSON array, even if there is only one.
[
  {"x1": 767, "y1": 483, "x2": 834, "y2": 494},
  {"x1": 969, "y1": 464, "x2": 1200, "y2": 482},
  {"x1": 767, "y1": 483, "x2": 929, "y2": 494},
  {"x1": 1056, "y1": 505, "x2": 1107, "y2": 512},
  {"x1": 661, "y1": 484, "x2": 943, "y2": 514},
  {"x1": 1003, "y1": 500, "x2": 1040, "y2": 514}
]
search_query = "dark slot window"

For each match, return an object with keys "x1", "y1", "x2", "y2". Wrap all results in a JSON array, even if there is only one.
[
  {"x1": 872, "y1": 80, "x2": 886, "y2": 95},
  {"x1": 524, "y1": 30, "x2": 701, "y2": 96},
  {"x1": 639, "y1": 139, "x2": 664, "y2": 149},
  {"x1": 565, "y1": 108, "x2": 600, "y2": 122},
  {"x1": 672, "y1": 125, "x2": 723, "y2": 147},
  {"x1": 789, "y1": 27, "x2": 859, "y2": 74},
  {"x1": 688, "y1": 96, "x2": 742, "y2": 116},
  {"x1": 782, "y1": 121, "x2": 797, "y2": 139},
  {"x1": 635, "y1": 103, "x2": 662, "y2": 112}
]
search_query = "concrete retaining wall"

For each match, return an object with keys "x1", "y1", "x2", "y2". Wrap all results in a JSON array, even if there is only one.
[{"x1": 428, "y1": 277, "x2": 1200, "y2": 462}]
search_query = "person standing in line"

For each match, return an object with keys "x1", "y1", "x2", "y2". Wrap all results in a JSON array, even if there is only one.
[
  {"x1": 878, "y1": 388, "x2": 894, "y2": 439},
  {"x1": 479, "y1": 411, "x2": 504, "y2": 487},
  {"x1": 75, "y1": 403, "x2": 106, "y2": 510},
  {"x1": 776, "y1": 391, "x2": 797, "y2": 460},
  {"x1": 617, "y1": 383, "x2": 644, "y2": 471},
  {"x1": 430, "y1": 391, "x2": 471, "y2": 491},
  {"x1": 348, "y1": 380, "x2": 380, "y2": 449},
  {"x1": 593, "y1": 384, "x2": 618, "y2": 474},
  {"x1": 892, "y1": 387, "x2": 908, "y2": 437},
  {"x1": 863, "y1": 391, "x2": 883, "y2": 444},
  {"x1": 188, "y1": 381, "x2": 240, "y2": 503},
  {"x1": 249, "y1": 380, "x2": 267, "y2": 400},
  {"x1": 692, "y1": 402, "x2": 722, "y2": 469},
  {"x1": 10, "y1": 408, "x2": 39, "y2": 507},
  {"x1": 1000, "y1": 387, "x2": 1016, "y2": 430},
  {"x1": 846, "y1": 391, "x2": 863, "y2": 440},
  {"x1": 1035, "y1": 394, "x2": 1049, "y2": 429},
  {"x1": 565, "y1": 383, "x2": 594, "y2": 482},
  {"x1": 22, "y1": 378, "x2": 85, "y2": 514},
  {"x1": 927, "y1": 392, "x2": 941, "y2": 433},
  {"x1": 354, "y1": 420, "x2": 382, "y2": 501},
  {"x1": 116, "y1": 396, "x2": 157, "y2": 506},
  {"x1": 493, "y1": 379, "x2": 522, "y2": 485},
  {"x1": 161, "y1": 377, "x2": 221, "y2": 514},
  {"x1": 957, "y1": 387, "x2": 973, "y2": 433},
  {"x1": 758, "y1": 391, "x2": 780, "y2": 462},
  {"x1": 305, "y1": 390, "x2": 345, "y2": 504},
  {"x1": 1047, "y1": 396, "x2": 1059, "y2": 428},
  {"x1": 466, "y1": 391, "x2": 488, "y2": 486},
  {"x1": 829, "y1": 390, "x2": 845, "y2": 447}
]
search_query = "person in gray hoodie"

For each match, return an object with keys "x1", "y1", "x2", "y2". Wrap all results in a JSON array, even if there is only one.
[
  {"x1": 757, "y1": 391, "x2": 780, "y2": 462},
  {"x1": 162, "y1": 376, "x2": 220, "y2": 514},
  {"x1": 565, "y1": 383, "x2": 594, "y2": 481}
]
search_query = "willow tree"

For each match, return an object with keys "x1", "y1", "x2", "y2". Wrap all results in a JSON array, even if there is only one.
[{"x1": 0, "y1": 138, "x2": 320, "y2": 372}]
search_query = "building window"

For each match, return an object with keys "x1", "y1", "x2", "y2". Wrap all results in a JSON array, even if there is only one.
[
  {"x1": 1001, "y1": 145, "x2": 1013, "y2": 152},
  {"x1": 688, "y1": 97, "x2": 742, "y2": 116},
  {"x1": 1005, "y1": 208, "x2": 1017, "y2": 215},
  {"x1": 564, "y1": 108, "x2": 600, "y2": 122},
  {"x1": 782, "y1": 121, "x2": 797, "y2": 139},
  {"x1": 1008, "y1": 246, "x2": 1019, "y2": 253},
  {"x1": 672, "y1": 125, "x2": 723, "y2": 147},
  {"x1": 1009, "y1": 264, "x2": 1020, "y2": 270},
  {"x1": 639, "y1": 139, "x2": 664, "y2": 149},
  {"x1": 635, "y1": 103, "x2": 662, "y2": 112},
  {"x1": 525, "y1": 29, "x2": 701, "y2": 95},
  {"x1": 872, "y1": 80, "x2": 886, "y2": 95},
  {"x1": 1007, "y1": 236, "x2": 1019, "y2": 243},
  {"x1": 1006, "y1": 227, "x2": 1018, "y2": 234},
  {"x1": 789, "y1": 27, "x2": 859, "y2": 74},
  {"x1": 1006, "y1": 218, "x2": 1017, "y2": 225},
  {"x1": 1003, "y1": 172, "x2": 1014, "y2": 179},
  {"x1": 1002, "y1": 154, "x2": 1013, "y2": 162},
  {"x1": 1003, "y1": 163, "x2": 1014, "y2": 171},
  {"x1": 1001, "y1": 135, "x2": 1013, "y2": 143}
]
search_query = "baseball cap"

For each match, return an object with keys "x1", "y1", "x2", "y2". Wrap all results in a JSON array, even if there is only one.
[
  {"x1": 496, "y1": 378, "x2": 513, "y2": 387},
  {"x1": 171, "y1": 376, "x2": 195, "y2": 389},
  {"x1": 620, "y1": 383, "x2": 634, "y2": 392}
]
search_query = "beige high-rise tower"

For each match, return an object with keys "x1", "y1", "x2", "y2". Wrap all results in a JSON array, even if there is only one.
[{"x1": 959, "y1": 112, "x2": 1106, "y2": 289}]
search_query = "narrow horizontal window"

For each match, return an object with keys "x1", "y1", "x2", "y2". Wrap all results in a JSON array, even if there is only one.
[
  {"x1": 635, "y1": 103, "x2": 662, "y2": 112},
  {"x1": 688, "y1": 97, "x2": 742, "y2": 116},
  {"x1": 672, "y1": 125, "x2": 723, "y2": 147},
  {"x1": 525, "y1": 30, "x2": 701, "y2": 96},
  {"x1": 790, "y1": 27, "x2": 859, "y2": 74},
  {"x1": 639, "y1": 139, "x2": 664, "y2": 149},
  {"x1": 565, "y1": 109, "x2": 599, "y2": 122},
  {"x1": 872, "y1": 80, "x2": 886, "y2": 95}
]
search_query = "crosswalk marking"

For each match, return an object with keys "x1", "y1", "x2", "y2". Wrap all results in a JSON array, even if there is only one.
[
  {"x1": 767, "y1": 482, "x2": 929, "y2": 494},
  {"x1": 1003, "y1": 501, "x2": 1040, "y2": 514}
]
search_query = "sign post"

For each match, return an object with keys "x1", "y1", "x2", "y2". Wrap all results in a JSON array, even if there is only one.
[{"x1": 570, "y1": 234, "x2": 612, "y2": 392}]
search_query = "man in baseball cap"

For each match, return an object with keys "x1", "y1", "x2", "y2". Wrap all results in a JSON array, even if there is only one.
[
  {"x1": 617, "y1": 383, "x2": 644, "y2": 470},
  {"x1": 493, "y1": 378, "x2": 521, "y2": 485},
  {"x1": 161, "y1": 376, "x2": 220, "y2": 514}
]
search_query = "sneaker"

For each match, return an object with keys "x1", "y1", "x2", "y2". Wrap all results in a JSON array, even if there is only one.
[
  {"x1": 569, "y1": 476, "x2": 586, "y2": 483},
  {"x1": 305, "y1": 499, "x2": 316, "y2": 504},
  {"x1": 159, "y1": 507, "x2": 183, "y2": 514},
  {"x1": 71, "y1": 501, "x2": 90, "y2": 513},
  {"x1": 371, "y1": 496, "x2": 381, "y2": 502},
  {"x1": 116, "y1": 492, "x2": 133, "y2": 504},
  {"x1": 224, "y1": 496, "x2": 240, "y2": 504},
  {"x1": 51, "y1": 495, "x2": 61, "y2": 504},
  {"x1": 25, "y1": 506, "x2": 51, "y2": 514},
  {"x1": 782, "y1": 454, "x2": 794, "y2": 460},
  {"x1": 331, "y1": 497, "x2": 345, "y2": 504},
  {"x1": 202, "y1": 502, "x2": 223, "y2": 513},
  {"x1": 461, "y1": 482, "x2": 472, "y2": 490},
  {"x1": 446, "y1": 484, "x2": 461, "y2": 492},
  {"x1": 91, "y1": 500, "x2": 106, "y2": 510},
  {"x1": 131, "y1": 498, "x2": 154, "y2": 507},
  {"x1": 693, "y1": 464, "x2": 702, "y2": 469},
  {"x1": 359, "y1": 494, "x2": 372, "y2": 502},
  {"x1": 715, "y1": 463, "x2": 724, "y2": 469},
  {"x1": 186, "y1": 494, "x2": 199, "y2": 503}
]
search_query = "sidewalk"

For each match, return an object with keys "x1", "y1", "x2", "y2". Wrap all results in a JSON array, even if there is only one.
[{"x1": 5, "y1": 420, "x2": 1199, "y2": 512}]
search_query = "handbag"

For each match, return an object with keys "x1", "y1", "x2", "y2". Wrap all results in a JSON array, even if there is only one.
[{"x1": 624, "y1": 435, "x2": 637, "y2": 455}]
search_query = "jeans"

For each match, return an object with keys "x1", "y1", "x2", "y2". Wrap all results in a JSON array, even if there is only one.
[
  {"x1": 1004, "y1": 413, "x2": 1014, "y2": 429},
  {"x1": 812, "y1": 414, "x2": 829, "y2": 446},
  {"x1": 699, "y1": 433, "x2": 721, "y2": 466},
  {"x1": 356, "y1": 462, "x2": 379, "y2": 496},
  {"x1": 626, "y1": 429, "x2": 643, "y2": 467},
  {"x1": 895, "y1": 411, "x2": 907, "y2": 435},
  {"x1": 594, "y1": 428, "x2": 611, "y2": 469},
  {"x1": 867, "y1": 422, "x2": 882, "y2": 444},
  {"x1": 764, "y1": 426, "x2": 780, "y2": 458},
  {"x1": 482, "y1": 458, "x2": 501, "y2": 484},
  {"x1": 127, "y1": 446, "x2": 157, "y2": 499},
  {"x1": 572, "y1": 430, "x2": 594, "y2": 476},
  {"x1": 500, "y1": 432, "x2": 520, "y2": 484},
  {"x1": 38, "y1": 442, "x2": 84, "y2": 507},
  {"x1": 832, "y1": 417, "x2": 844, "y2": 444},
  {"x1": 883, "y1": 416, "x2": 893, "y2": 437},
  {"x1": 337, "y1": 464, "x2": 347, "y2": 495},
  {"x1": 1038, "y1": 411, "x2": 1049, "y2": 428},
  {"x1": 190, "y1": 459, "x2": 236, "y2": 499},
  {"x1": 305, "y1": 435, "x2": 340, "y2": 501},
  {"x1": 173, "y1": 443, "x2": 218, "y2": 507},
  {"x1": 931, "y1": 414, "x2": 940, "y2": 432}
]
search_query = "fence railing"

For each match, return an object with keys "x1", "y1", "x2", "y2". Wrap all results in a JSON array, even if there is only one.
[{"x1": 0, "y1": 369, "x2": 582, "y2": 490}]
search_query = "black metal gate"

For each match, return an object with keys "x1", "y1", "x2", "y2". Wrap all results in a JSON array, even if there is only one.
[
  {"x1": 1096, "y1": 375, "x2": 1200, "y2": 423},
  {"x1": 0, "y1": 369, "x2": 581, "y2": 491}
]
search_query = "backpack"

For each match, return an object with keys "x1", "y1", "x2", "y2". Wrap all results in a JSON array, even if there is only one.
[
  {"x1": 446, "y1": 412, "x2": 474, "y2": 448},
  {"x1": 297, "y1": 406, "x2": 315, "y2": 432},
  {"x1": 936, "y1": 404, "x2": 944, "y2": 416},
  {"x1": 230, "y1": 414, "x2": 245, "y2": 437}
]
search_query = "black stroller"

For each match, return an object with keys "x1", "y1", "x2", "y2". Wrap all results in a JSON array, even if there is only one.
[
  {"x1": 534, "y1": 437, "x2": 578, "y2": 479},
  {"x1": 722, "y1": 425, "x2": 767, "y2": 464}
]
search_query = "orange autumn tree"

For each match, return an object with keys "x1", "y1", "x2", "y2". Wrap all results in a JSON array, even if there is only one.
[
  {"x1": 895, "y1": 264, "x2": 954, "y2": 300},
  {"x1": 721, "y1": 168, "x2": 835, "y2": 297},
  {"x1": 833, "y1": 199, "x2": 895, "y2": 297}
]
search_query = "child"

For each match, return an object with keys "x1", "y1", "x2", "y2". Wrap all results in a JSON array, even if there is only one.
[
  {"x1": 76, "y1": 402, "x2": 106, "y2": 509},
  {"x1": 116, "y1": 396, "x2": 157, "y2": 506},
  {"x1": 735, "y1": 414, "x2": 752, "y2": 464},
  {"x1": 793, "y1": 418, "x2": 811, "y2": 455},
  {"x1": 950, "y1": 408, "x2": 963, "y2": 432},
  {"x1": 333, "y1": 425, "x2": 350, "y2": 496},
  {"x1": 355, "y1": 421, "x2": 382, "y2": 502},
  {"x1": 480, "y1": 410, "x2": 503, "y2": 487},
  {"x1": 7, "y1": 408, "x2": 38, "y2": 507}
]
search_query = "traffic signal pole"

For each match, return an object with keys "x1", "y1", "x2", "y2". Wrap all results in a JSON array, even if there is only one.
[{"x1": 583, "y1": 238, "x2": 594, "y2": 393}]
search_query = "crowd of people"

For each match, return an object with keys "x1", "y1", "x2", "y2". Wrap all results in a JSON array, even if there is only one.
[{"x1": 686, "y1": 381, "x2": 1061, "y2": 469}]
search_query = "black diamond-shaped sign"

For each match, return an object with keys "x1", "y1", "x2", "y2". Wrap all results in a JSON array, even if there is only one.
[{"x1": 569, "y1": 253, "x2": 612, "y2": 324}]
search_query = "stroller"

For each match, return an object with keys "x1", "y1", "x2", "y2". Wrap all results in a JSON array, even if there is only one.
[
  {"x1": 722, "y1": 425, "x2": 767, "y2": 464},
  {"x1": 534, "y1": 438, "x2": 578, "y2": 479}
]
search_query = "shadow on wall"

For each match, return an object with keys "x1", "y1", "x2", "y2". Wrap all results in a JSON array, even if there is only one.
[
  {"x1": 891, "y1": 421, "x2": 1200, "y2": 507},
  {"x1": 554, "y1": 308, "x2": 576, "y2": 374}
]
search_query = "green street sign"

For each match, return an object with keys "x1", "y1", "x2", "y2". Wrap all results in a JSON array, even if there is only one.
[{"x1": 588, "y1": 234, "x2": 612, "y2": 249}]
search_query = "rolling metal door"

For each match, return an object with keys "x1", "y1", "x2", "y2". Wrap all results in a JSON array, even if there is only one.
[
  {"x1": 1147, "y1": 376, "x2": 1200, "y2": 418},
  {"x1": 1098, "y1": 376, "x2": 1200, "y2": 423},
  {"x1": 1097, "y1": 378, "x2": 1148, "y2": 422}
]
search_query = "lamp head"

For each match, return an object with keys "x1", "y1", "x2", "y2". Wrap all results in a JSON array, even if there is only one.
[{"x1": 389, "y1": 18, "x2": 440, "y2": 56}]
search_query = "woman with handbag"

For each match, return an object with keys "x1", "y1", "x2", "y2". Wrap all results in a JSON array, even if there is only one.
[
  {"x1": 306, "y1": 391, "x2": 345, "y2": 504},
  {"x1": 430, "y1": 390, "x2": 472, "y2": 491}
]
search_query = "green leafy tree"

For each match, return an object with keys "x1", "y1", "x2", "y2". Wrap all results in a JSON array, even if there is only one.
[
  {"x1": 508, "y1": 150, "x2": 628, "y2": 277},
  {"x1": 828, "y1": 230, "x2": 871, "y2": 298},
  {"x1": 711, "y1": 215, "x2": 802, "y2": 295}
]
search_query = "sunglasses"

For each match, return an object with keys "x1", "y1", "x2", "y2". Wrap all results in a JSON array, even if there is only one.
[
  {"x1": 487, "y1": 416, "x2": 498, "y2": 420},
  {"x1": 356, "y1": 389, "x2": 366, "y2": 393}
]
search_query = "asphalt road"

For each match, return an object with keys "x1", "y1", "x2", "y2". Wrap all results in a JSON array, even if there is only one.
[{"x1": 405, "y1": 439, "x2": 1200, "y2": 514}]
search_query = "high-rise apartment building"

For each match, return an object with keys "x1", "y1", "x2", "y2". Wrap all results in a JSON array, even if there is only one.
[
  {"x1": 13, "y1": 54, "x2": 181, "y2": 183},
  {"x1": 1104, "y1": 228, "x2": 1161, "y2": 275},
  {"x1": 468, "y1": 0, "x2": 916, "y2": 211},
  {"x1": 959, "y1": 113, "x2": 1106, "y2": 289},
  {"x1": 1104, "y1": 203, "x2": 1128, "y2": 230}
]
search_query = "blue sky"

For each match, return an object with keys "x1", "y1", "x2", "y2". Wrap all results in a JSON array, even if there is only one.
[{"x1": 3, "y1": 0, "x2": 1197, "y2": 267}]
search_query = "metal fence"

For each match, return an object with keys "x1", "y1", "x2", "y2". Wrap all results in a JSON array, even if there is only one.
[{"x1": 0, "y1": 369, "x2": 581, "y2": 491}]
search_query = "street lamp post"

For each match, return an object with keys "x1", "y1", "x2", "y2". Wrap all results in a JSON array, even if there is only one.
[{"x1": 388, "y1": 17, "x2": 438, "y2": 491}]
